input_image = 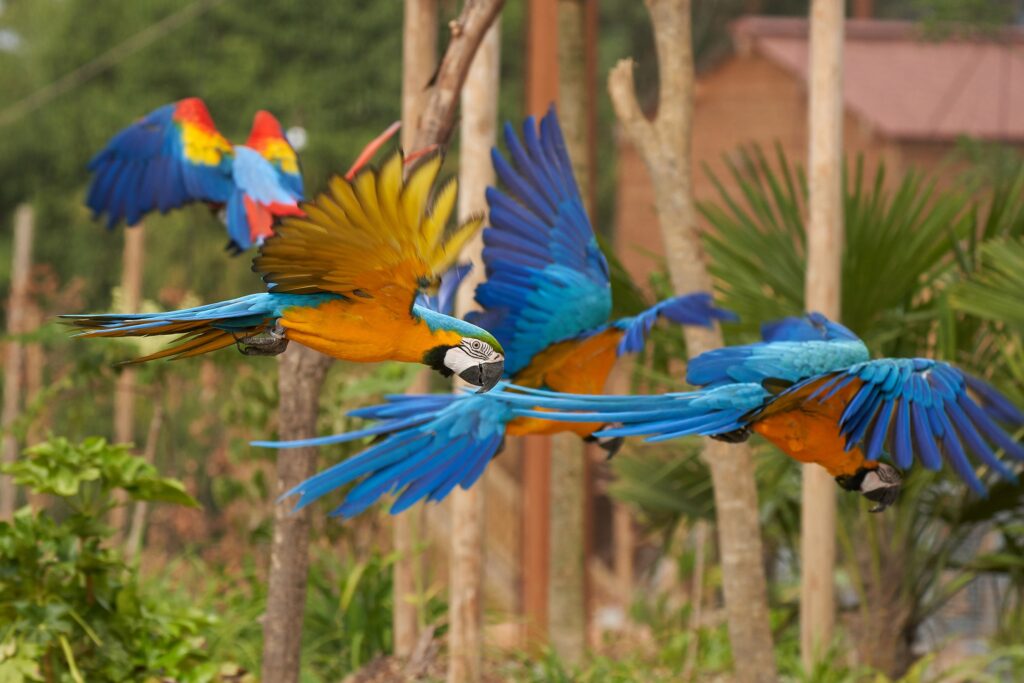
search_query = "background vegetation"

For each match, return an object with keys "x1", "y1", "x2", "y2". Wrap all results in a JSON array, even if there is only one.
[{"x1": 0, "y1": 0, "x2": 1021, "y2": 681}]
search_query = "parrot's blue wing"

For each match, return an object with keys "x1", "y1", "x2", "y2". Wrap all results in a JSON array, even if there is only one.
[
  {"x1": 467, "y1": 106, "x2": 611, "y2": 375},
  {"x1": 614, "y1": 292, "x2": 738, "y2": 355},
  {"x1": 686, "y1": 313, "x2": 869, "y2": 388},
  {"x1": 86, "y1": 99, "x2": 234, "y2": 229},
  {"x1": 232, "y1": 146, "x2": 303, "y2": 207},
  {"x1": 788, "y1": 358, "x2": 1024, "y2": 494},
  {"x1": 416, "y1": 263, "x2": 472, "y2": 315},
  {"x1": 268, "y1": 391, "x2": 516, "y2": 518}
]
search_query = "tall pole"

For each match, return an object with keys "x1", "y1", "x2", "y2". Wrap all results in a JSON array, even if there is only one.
[
  {"x1": 522, "y1": 0, "x2": 558, "y2": 648},
  {"x1": 0, "y1": 204, "x2": 34, "y2": 520},
  {"x1": 607, "y1": 1, "x2": 778, "y2": 680},
  {"x1": 545, "y1": 0, "x2": 596, "y2": 665},
  {"x1": 448, "y1": 18, "x2": 501, "y2": 683},
  {"x1": 110, "y1": 224, "x2": 145, "y2": 537},
  {"x1": 393, "y1": 0, "x2": 438, "y2": 659},
  {"x1": 801, "y1": 0, "x2": 843, "y2": 668}
]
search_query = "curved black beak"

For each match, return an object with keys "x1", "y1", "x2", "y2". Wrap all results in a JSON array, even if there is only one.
[{"x1": 460, "y1": 359, "x2": 504, "y2": 393}]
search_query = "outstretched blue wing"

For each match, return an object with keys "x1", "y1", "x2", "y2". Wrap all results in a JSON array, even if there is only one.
[
  {"x1": 792, "y1": 359, "x2": 1024, "y2": 494},
  {"x1": 467, "y1": 106, "x2": 611, "y2": 376},
  {"x1": 614, "y1": 292, "x2": 738, "y2": 355},
  {"x1": 266, "y1": 391, "x2": 516, "y2": 517},
  {"x1": 86, "y1": 99, "x2": 234, "y2": 229}
]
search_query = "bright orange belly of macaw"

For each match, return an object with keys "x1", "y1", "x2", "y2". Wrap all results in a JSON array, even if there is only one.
[
  {"x1": 751, "y1": 376, "x2": 877, "y2": 478},
  {"x1": 279, "y1": 285, "x2": 463, "y2": 364},
  {"x1": 507, "y1": 328, "x2": 623, "y2": 438}
]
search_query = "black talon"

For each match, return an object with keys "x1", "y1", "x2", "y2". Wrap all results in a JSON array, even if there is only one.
[{"x1": 235, "y1": 323, "x2": 289, "y2": 356}]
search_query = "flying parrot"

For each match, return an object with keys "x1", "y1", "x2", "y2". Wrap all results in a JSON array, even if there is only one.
[
  {"x1": 430, "y1": 313, "x2": 1022, "y2": 513},
  {"x1": 86, "y1": 97, "x2": 304, "y2": 252},
  {"x1": 62, "y1": 152, "x2": 506, "y2": 391},
  {"x1": 259, "y1": 106, "x2": 737, "y2": 518}
]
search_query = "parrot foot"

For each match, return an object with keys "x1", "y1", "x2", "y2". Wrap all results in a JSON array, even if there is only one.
[
  {"x1": 836, "y1": 463, "x2": 902, "y2": 513},
  {"x1": 585, "y1": 426, "x2": 625, "y2": 459},
  {"x1": 236, "y1": 324, "x2": 289, "y2": 356}
]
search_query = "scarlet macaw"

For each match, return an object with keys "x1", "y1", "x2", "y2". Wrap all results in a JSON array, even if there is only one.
[
  {"x1": 62, "y1": 153, "x2": 506, "y2": 391},
  {"x1": 437, "y1": 313, "x2": 1023, "y2": 512},
  {"x1": 260, "y1": 107, "x2": 736, "y2": 517},
  {"x1": 86, "y1": 97, "x2": 303, "y2": 252}
]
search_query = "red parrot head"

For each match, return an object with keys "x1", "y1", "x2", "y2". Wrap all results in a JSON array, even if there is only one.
[
  {"x1": 174, "y1": 97, "x2": 218, "y2": 132},
  {"x1": 246, "y1": 110, "x2": 287, "y2": 149}
]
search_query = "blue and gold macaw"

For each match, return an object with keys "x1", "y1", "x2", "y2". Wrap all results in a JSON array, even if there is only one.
[
  {"x1": 260, "y1": 107, "x2": 736, "y2": 517},
  {"x1": 447, "y1": 313, "x2": 1023, "y2": 512},
  {"x1": 86, "y1": 98, "x2": 304, "y2": 252},
  {"x1": 63, "y1": 152, "x2": 505, "y2": 391}
]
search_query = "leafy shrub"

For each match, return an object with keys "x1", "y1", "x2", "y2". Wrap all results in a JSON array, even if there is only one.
[{"x1": 0, "y1": 436, "x2": 248, "y2": 683}]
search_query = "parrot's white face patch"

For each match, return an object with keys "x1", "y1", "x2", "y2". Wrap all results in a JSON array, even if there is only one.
[{"x1": 444, "y1": 340, "x2": 501, "y2": 375}]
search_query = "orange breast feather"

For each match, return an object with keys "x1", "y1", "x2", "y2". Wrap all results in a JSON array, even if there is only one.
[
  {"x1": 752, "y1": 376, "x2": 872, "y2": 478},
  {"x1": 508, "y1": 329, "x2": 623, "y2": 437},
  {"x1": 280, "y1": 291, "x2": 461, "y2": 363}
]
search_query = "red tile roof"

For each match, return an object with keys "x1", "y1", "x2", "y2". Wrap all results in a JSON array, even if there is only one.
[{"x1": 731, "y1": 16, "x2": 1024, "y2": 141}]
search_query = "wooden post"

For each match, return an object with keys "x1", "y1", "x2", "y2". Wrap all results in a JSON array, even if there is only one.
[
  {"x1": 0, "y1": 204, "x2": 33, "y2": 519},
  {"x1": 521, "y1": 0, "x2": 559, "y2": 648},
  {"x1": 125, "y1": 402, "x2": 165, "y2": 560},
  {"x1": 110, "y1": 225, "x2": 145, "y2": 537},
  {"x1": 801, "y1": 0, "x2": 843, "y2": 668},
  {"x1": 393, "y1": 0, "x2": 439, "y2": 659},
  {"x1": 607, "y1": 1, "x2": 777, "y2": 680},
  {"x1": 545, "y1": 0, "x2": 596, "y2": 665},
  {"x1": 448, "y1": 18, "x2": 500, "y2": 683}
]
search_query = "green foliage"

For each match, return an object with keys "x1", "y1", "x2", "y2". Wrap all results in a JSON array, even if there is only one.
[
  {"x1": 165, "y1": 547, "x2": 445, "y2": 683},
  {"x1": 7, "y1": 437, "x2": 197, "y2": 509},
  {"x1": 0, "y1": 437, "x2": 241, "y2": 682},
  {"x1": 611, "y1": 146, "x2": 1024, "y2": 676}
]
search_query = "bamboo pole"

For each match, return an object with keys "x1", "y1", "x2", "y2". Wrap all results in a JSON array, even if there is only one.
[
  {"x1": 607, "y1": 1, "x2": 777, "y2": 680},
  {"x1": 448, "y1": 18, "x2": 501, "y2": 683},
  {"x1": 110, "y1": 225, "x2": 145, "y2": 537},
  {"x1": 801, "y1": 0, "x2": 843, "y2": 668},
  {"x1": 393, "y1": 0, "x2": 439, "y2": 659},
  {"x1": 125, "y1": 401, "x2": 165, "y2": 560},
  {"x1": 545, "y1": 0, "x2": 595, "y2": 665},
  {"x1": 0, "y1": 204, "x2": 34, "y2": 519}
]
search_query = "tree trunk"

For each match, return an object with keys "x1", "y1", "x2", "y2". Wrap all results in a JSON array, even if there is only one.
[
  {"x1": 801, "y1": 0, "x2": 843, "y2": 668},
  {"x1": 545, "y1": 0, "x2": 595, "y2": 665},
  {"x1": 393, "y1": 0, "x2": 439, "y2": 658},
  {"x1": 447, "y1": 16, "x2": 500, "y2": 683},
  {"x1": 0, "y1": 204, "x2": 33, "y2": 520},
  {"x1": 260, "y1": 345, "x2": 332, "y2": 683},
  {"x1": 110, "y1": 225, "x2": 145, "y2": 538},
  {"x1": 257, "y1": 4, "x2": 505, "y2": 679},
  {"x1": 607, "y1": 1, "x2": 777, "y2": 681}
]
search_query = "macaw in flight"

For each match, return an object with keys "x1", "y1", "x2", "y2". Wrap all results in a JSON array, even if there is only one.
[
  {"x1": 62, "y1": 152, "x2": 506, "y2": 391},
  {"x1": 86, "y1": 97, "x2": 304, "y2": 252},
  {"x1": 446, "y1": 313, "x2": 1021, "y2": 513},
  {"x1": 260, "y1": 106, "x2": 736, "y2": 518}
]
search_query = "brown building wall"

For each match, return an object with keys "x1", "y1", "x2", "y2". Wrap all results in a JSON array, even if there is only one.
[{"x1": 614, "y1": 52, "x2": 947, "y2": 290}]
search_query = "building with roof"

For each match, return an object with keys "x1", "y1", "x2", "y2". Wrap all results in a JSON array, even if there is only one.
[{"x1": 615, "y1": 16, "x2": 1024, "y2": 282}]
